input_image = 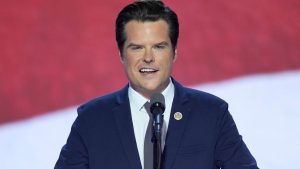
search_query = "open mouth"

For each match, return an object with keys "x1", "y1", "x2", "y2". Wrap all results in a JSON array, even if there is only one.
[{"x1": 139, "y1": 68, "x2": 158, "y2": 74}]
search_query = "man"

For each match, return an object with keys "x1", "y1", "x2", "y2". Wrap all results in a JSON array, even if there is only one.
[{"x1": 55, "y1": 1, "x2": 259, "y2": 169}]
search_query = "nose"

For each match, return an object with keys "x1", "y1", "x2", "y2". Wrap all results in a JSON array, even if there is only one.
[{"x1": 143, "y1": 48, "x2": 154, "y2": 63}]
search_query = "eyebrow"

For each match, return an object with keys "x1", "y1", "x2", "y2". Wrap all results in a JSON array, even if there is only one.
[
  {"x1": 126, "y1": 43, "x2": 142, "y2": 49},
  {"x1": 126, "y1": 41, "x2": 170, "y2": 48},
  {"x1": 155, "y1": 41, "x2": 170, "y2": 46}
]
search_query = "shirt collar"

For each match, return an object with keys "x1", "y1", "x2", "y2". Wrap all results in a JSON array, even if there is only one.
[{"x1": 128, "y1": 86, "x2": 149, "y2": 111}]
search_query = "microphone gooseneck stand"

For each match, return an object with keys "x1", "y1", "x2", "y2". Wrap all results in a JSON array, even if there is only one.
[
  {"x1": 150, "y1": 93, "x2": 165, "y2": 169},
  {"x1": 152, "y1": 114, "x2": 163, "y2": 169}
]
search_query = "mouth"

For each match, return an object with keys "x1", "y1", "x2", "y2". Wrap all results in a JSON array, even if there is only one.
[{"x1": 139, "y1": 68, "x2": 158, "y2": 74}]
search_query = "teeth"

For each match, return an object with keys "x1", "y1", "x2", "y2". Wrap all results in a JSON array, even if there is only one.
[{"x1": 140, "y1": 68, "x2": 156, "y2": 73}]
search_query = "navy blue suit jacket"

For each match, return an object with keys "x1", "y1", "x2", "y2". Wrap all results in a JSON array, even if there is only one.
[{"x1": 55, "y1": 80, "x2": 258, "y2": 169}]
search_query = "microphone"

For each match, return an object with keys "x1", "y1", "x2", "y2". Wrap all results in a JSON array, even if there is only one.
[{"x1": 150, "y1": 93, "x2": 165, "y2": 140}]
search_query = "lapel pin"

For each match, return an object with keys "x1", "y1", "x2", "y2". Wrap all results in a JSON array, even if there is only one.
[{"x1": 174, "y1": 112, "x2": 183, "y2": 120}]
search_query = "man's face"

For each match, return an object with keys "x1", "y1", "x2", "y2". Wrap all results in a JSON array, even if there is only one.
[{"x1": 121, "y1": 20, "x2": 176, "y2": 99}]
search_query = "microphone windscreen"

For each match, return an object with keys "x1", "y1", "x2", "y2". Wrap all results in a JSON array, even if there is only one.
[{"x1": 150, "y1": 93, "x2": 165, "y2": 108}]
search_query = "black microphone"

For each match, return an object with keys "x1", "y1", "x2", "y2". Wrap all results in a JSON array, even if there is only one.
[
  {"x1": 150, "y1": 93, "x2": 165, "y2": 140},
  {"x1": 150, "y1": 93, "x2": 165, "y2": 169}
]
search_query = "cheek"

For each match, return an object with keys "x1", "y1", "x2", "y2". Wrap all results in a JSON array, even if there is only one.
[
  {"x1": 123, "y1": 58, "x2": 139, "y2": 74},
  {"x1": 162, "y1": 57, "x2": 175, "y2": 69}
]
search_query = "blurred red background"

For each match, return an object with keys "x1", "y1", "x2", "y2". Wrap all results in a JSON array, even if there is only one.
[{"x1": 1, "y1": 0, "x2": 299, "y2": 124}]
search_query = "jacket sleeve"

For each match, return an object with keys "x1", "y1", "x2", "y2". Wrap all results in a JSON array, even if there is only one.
[
  {"x1": 214, "y1": 102, "x2": 259, "y2": 169},
  {"x1": 54, "y1": 117, "x2": 89, "y2": 169}
]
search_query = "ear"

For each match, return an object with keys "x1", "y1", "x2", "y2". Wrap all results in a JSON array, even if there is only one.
[
  {"x1": 119, "y1": 51, "x2": 124, "y2": 63},
  {"x1": 173, "y1": 49, "x2": 177, "y2": 62}
]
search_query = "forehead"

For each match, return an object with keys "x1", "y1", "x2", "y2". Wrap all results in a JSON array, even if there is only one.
[{"x1": 124, "y1": 20, "x2": 170, "y2": 41}]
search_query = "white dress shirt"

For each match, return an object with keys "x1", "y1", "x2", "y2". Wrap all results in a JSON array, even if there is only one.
[{"x1": 128, "y1": 79, "x2": 175, "y2": 169}]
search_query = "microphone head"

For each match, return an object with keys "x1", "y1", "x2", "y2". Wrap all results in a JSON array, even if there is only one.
[{"x1": 150, "y1": 93, "x2": 165, "y2": 115}]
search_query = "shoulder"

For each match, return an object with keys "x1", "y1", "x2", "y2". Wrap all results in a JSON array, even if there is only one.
[
  {"x1": 179, "y1": 86, "x2": 231, "y2": 130},
  {"x1": 172, "y1": 78, "x2": 228, "y2": 108},
  {"x1": 173, "y1": 78, "x2": 226, "y2": 104},
  {"x1": 76, "y1": 86, "x2": 128, "y2": 117},
  {"x1": 180, "y1": 86, "x2": 230, "y2": 118},
  {"x1": 184, "y1": 87, "x2": 227, "y2": 106},
  {"x1": 78, "y1": 92, "x2": 117, "y2": 114},
  {"x1": 71, "y1": 87, "x2": 128, "y2": 132},
  {"x1": 172, "y1": 78, "x2": 228, "y2": 112}
]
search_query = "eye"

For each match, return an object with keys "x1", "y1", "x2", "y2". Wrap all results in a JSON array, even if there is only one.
[
  {"x1": 130, "y1": 45, "x2": 143, "y2": 50},
  {"x1": 154, "y1": 44, "x2": 166, "y2": 49}
]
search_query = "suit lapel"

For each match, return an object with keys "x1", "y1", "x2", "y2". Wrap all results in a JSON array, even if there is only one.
[
  {"x1": 112, "y1": 86, "x2": 142, "y2": 169},
  {"x1": 163, "y1": 80, "x2": 192, "y2": 169}
]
